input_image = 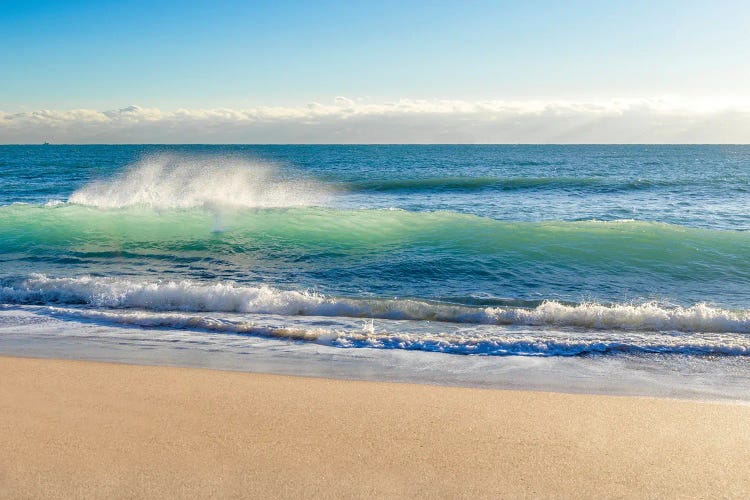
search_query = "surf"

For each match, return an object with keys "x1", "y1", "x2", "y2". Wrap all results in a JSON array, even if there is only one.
[
  {"x1": 4, "y1": 275, "x2": 750, "y2": 336},
  {"x1": 4, "y1": 300, "x2": 750, "y2": 357}
]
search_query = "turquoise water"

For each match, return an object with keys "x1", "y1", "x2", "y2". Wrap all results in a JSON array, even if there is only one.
[{"x1": 1, "y1": 145, "x2": 750, "y2": 362}]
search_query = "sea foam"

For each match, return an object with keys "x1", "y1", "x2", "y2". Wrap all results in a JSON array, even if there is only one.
[
  {"x1": 12, "y1": 305, "x2": 750, "y2": 357},
  {"x1": 4, "y1": 275, "x2": 750, "y2": 335}
]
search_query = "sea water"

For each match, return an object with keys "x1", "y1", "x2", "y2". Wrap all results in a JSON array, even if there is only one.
[{"x1": 1, "y1": 145, "x2": 749, "y2": 399}]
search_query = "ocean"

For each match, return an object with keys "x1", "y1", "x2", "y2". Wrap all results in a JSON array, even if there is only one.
[{"x1": 1, "y1": 145, "x2": 749, "y2": 399}]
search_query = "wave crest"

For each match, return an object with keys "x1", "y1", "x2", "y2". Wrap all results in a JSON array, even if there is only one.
[
  {"x1": 68, "y1": 154, "x2": 331, "y2": 209},
  {"x1": 3, "y1": 275, "x2": 750, "y2": 334}
]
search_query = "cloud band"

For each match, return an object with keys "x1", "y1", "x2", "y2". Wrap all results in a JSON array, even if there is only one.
[{"x1": 2, "y1": 98, "x2": 748, "y2": 143}]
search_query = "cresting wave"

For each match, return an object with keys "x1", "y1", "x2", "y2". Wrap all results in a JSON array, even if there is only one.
[
  {"x1": 54, "y1": 154, "x2": 750, "y2": 207},
  {"x1": 4, "y1": 275, "x2": 750, "y2": 335},
  {"x1": 2, "y1": 203, "x2": 748, "y2": 261},
  {"x1": 68, "y1": 154, "x2": 331, "y2": 209}
]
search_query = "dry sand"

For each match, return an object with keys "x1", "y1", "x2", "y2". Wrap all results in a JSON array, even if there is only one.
[{"x1": 1, "y1": 355, "x2": 749, "y2": 499}]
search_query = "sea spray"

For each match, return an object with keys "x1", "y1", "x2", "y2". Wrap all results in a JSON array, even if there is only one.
[{"x1": 68, "y1": 153, "x2": 332, "y2": 209}]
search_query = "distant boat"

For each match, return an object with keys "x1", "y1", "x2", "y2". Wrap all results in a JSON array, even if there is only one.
[{"x1": 43, "y1": 141, "x2": 50, "y2": 145}]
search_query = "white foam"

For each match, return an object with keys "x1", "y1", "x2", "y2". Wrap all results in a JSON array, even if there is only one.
[
  {"x1": 4, "y1": 274, "x2": 750, "y2": 335},
  {"x1": 5, "y1": 306, "x2": 750, "y2": 401},
  {"x1": 486, "y1": 301, "x2": 750, "y2": 334},
  {"x1": 68, "y1": 154, "x2": 331, "y2": 209},
  {"x1": 13, "y1": 305, "x2": 750, "y2": 357}
]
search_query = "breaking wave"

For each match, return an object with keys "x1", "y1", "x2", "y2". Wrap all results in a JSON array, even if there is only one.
[
  {"x1": 4, "y1": 275, "x2": 750, "y2": 335},
  {"x1": 5, "y1": 304, "x2": 748, "y2": 357},
  {"x1": 68, "y1": 154, "x2": 331, "y2": 209}
]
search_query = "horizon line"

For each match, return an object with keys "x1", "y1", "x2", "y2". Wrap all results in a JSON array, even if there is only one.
[{"x1": 2, "y1": 143, "x2": 750, "y2": 147}]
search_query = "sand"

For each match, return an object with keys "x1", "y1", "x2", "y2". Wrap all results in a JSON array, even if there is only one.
[{"x1": 1, "y1": 355, "x2": 749, "y2": 498}]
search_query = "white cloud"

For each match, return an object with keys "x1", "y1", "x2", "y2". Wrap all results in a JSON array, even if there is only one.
[{"x1": 1, "y1": 97, "x2": 749, "y2": 143}]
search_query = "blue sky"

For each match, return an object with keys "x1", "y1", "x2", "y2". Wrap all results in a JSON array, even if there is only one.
[
  {"x1": 3, "y1": 0, "x2": 748, "y2": 110},
  {"x1": 1, "y1": 1, "x2": 749, "y2": 142}
]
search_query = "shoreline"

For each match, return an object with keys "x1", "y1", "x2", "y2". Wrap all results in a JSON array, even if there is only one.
[
  {"x1": 5, "y1": 350, "x2": 750, "y2": 406},
  {"x1": 4, "y1": 312, "x2": 750, "y2": 402},
  {"x1": 2, "y1": 354, "x2": 750, "y2": 497}
]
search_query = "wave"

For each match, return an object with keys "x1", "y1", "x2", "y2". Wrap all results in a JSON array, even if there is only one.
[
  {"x1": 5, "y1": 304, "x2": 748, "y2": 357},
  {"x1": 346, "y1": 176, "x2": 639, "y2": 193},
  {"x1": 1, "y1": 205, "x2": 748, "y2": 281},
  {"x1": 61, "y1": 153, "x2": 747, "y2": 208},
  {"x1": 4, "y1": 275, "x2": 750, "y2": 335},
  {"x1": 346, "y1": 176, "x2": 605, "y2": 193},
  {"x1": 68, "y1": 153, "x2": 331, "y2": 209},
  {"x1": 343, "y1": 176, "x2": 750, "y2": 194}
]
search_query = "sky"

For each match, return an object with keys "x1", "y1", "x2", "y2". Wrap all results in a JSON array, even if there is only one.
[{"x1": 1, "y1": 0, "x2": 748, "y2": 143}]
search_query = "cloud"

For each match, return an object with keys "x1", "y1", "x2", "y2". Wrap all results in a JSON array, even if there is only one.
[{"x1": 1, "y1": 97, "x2": 749, "y2": 143}]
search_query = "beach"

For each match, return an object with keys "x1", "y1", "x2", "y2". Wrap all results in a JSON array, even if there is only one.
[
  {"x1": 3, "y1": 146, "x2": 750, "y2": 498},
  {"x1": 3, "y1": 1, "x2": 750, "y2": 497},
  {"x1": 2, "y1": 355, "x2": 749, "y2": 498}
]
